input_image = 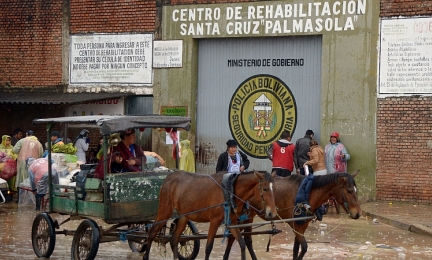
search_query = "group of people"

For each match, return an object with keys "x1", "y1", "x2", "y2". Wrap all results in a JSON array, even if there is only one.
[
  {"x1": 268, "y1": 129, "x2": 350, "y2": 177},
  {"x1": 215, "y1": 129, "x2": 350, "y2": 177},
  {"x1": 0, "y1": 129, "x2": 46, "y2": 207},
  {"x1": 0, "y1": 128, "x2": 89, "y2": 204},
  {"x1": 0, "y1": 129, "x2": 44, "y2": 194},
  {"x1": 2, "y1": 127, "x2": 170, "y2": 207}
]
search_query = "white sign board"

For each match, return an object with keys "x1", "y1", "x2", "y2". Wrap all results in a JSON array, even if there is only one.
[
  {"x1": 70, "y1": 34, "x2": 153, "y2": 84},
  {"x1": 153, "y1": 40, "x2": 183, "y2": 68},
  {"x1": 379, "y1": 18, "x2": 432, "y2": 94},
  {"x1": 67, "y1": 98, "x2": 124, "y2": 117}
]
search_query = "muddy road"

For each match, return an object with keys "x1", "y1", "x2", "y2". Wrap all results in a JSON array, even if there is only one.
[{"x1": 1, "y1": 202, "x2": 432, "y2": 259}]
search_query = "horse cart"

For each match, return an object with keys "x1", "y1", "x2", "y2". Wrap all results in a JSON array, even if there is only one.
[
  {"x1": 31, "y1": 115, "x2": 202, "y2": 260},
  {"x1": 30, "y1": 115, "x2": 308, "y2": 260}
]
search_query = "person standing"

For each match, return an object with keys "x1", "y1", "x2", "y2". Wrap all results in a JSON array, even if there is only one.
[
  {"x1": 13, "y1": 130, "x2": 43, "y2": 190},
  {"x1": 304, "y1": 139, "x2": 327, "y2": 175},
  {"x1": 27, "y1": 157, "x2": 59, "y2": 210},
  {"x1": 179, "y1": 139, "x2": 195, "y2": 172},
  {"x1": 50, "y1": 131, "x2": 65, "y2": 146},
  {"x1": 0, "y1": 135, "x2": 17, "y2": 159},
  {"x1": 324, "y1": 132, "x2": 350, "y2": 174},
  {"x1": 74, "y1": 129, "x2": 90, "y2": 163},
  {"x1": 0, "y1": 135, "x2": 18, "y2": 192},
  {"x1": 294, "y1": 129, "x2": 315, "y2": 175},
  {"x1": 11, "y1": 128, "x2": 23, "y2": 146},
  {"x1": 268, "y1": 130, "x2": 295, "y2": 177},
  {"x1": 216, "y1": 139, "x2": 250, "y2": 173}
]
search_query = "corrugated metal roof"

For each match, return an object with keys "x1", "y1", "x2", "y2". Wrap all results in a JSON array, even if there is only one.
[{"x1": 0, "y1": 92, "x2": 129, "y2": 104}]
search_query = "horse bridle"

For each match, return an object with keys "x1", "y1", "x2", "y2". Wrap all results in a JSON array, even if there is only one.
[
  {"x1": 259, "y1": 179, "x2": 266, "y2": 206},
  {"x1": 256, "y1": 177, "x2": 275, "y2": 215},
  {"x1": 340, "y1": 184, "x2": 356, "y2": 217}
]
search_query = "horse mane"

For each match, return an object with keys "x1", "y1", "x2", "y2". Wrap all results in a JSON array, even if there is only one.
[
  {"x1": 280, "y1": 173, "x2": 356, "y2": 188},
  {"x1": 284, "y1": 174, "x2": 304, "y2": 186},
  {"x1": 311, "y1": 172, "x2": 356, "y2": 189}
]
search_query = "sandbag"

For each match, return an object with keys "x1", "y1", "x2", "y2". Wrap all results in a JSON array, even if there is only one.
[{"x1": 0, "y1": 159, "x2": 17, "y2": 181}]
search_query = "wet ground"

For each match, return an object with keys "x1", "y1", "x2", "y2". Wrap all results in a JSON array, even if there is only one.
[{"x1": 2, "y1": 202, "x2": 432, "y2": 259}]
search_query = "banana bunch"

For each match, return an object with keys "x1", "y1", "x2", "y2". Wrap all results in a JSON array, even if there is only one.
[{"x1": 52, "y1": 143, "x2": 78, "y2": 155}]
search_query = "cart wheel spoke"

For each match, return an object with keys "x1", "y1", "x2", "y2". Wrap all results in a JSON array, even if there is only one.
[
  {"x1": 175, "y1": 219, "x2": 200, "y2": 260},
  {"x1": 32, "y1": 213, "x2": 56, "y2": 258},
  {"x1": 127, "y1": 223, "x2": 149, "y2": 253},
  {"x1": 72, "y1": 219, "x2": 100, "y2": 260}
]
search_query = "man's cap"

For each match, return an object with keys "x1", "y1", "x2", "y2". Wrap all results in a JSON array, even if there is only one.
[
  {"x1": 226, "y1": 139, "x2": 237, "y2": 147},
  {"x1": 51, "y1": 131, "x2": 61, "y2": 138},
  {"x1": 26, "y1": 130, "x2": 34, "y2": 136},
  {"x1": 330, "y1": 132, "x2": 339, "y2": 138}
]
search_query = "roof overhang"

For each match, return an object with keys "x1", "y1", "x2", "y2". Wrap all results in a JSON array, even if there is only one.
[
  {"x1": 0, "y1": 92, "x2": 128, "y2": 105},
  {"x1": 33, "y1": 115, "x2": 191, "y2": 134}
]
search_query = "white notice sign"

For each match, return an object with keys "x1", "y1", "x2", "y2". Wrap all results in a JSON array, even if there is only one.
[
  {"x1": 379, "y1": 18, "x2": 432, "y2": 94},
  {"x1": 70, "y1": 34, "x2": 153, "y2": 84},
  {"x1": 153, "y1": 40, "x2": 183, "y2": 68}
]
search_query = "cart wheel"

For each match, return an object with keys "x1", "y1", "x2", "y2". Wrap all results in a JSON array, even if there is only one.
[
  {"x1": 31, "y1": 213, "x2": 56, "y2": 258},
  {"x1": 173, "y1": 219, "x2": 200, "y2": 260},
  {"x1": 127, "y1": 223, "x2": 148, "y2": 253},
  {"x1": 71, "y1": 219, "x2": 100, "y2": 260}
]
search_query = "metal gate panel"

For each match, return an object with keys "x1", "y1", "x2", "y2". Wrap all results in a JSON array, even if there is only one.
[
  {"x1": 196, "y1": 36, "x2": 322, "y2": 173},
  {"x1": 126, "y1": 96, "x2": 154, "y2": 151}
]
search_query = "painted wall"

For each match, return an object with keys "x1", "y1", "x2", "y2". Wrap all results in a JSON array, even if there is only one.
[{"x1": 156, "y1": 0, "x2": 380, "y2": 201}]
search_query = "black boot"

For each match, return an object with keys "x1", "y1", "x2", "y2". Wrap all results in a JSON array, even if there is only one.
[
  {"x1": 35, "y1": 197, "x2": 41, "y2": 211},
  {"x1": 228, "y1": 175, "x2": 237, "y2": 209}
]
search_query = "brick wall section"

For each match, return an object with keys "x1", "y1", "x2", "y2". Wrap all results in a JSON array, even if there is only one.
[
  {"x1": 378, "y1": 1, "x2": 432, "y2": 203},
  {"x1": 377, "y1": 97, "x2": 432, "y2": 202},
  {"x1": 381, "y1": 0, "x2": 432, "y2": 17},
  {"x1": 0, "y1": 0, "x2": 63, "y2": 89},
  {"x1": 70, "y1": 0, "x2": 157, "y2": 33}
]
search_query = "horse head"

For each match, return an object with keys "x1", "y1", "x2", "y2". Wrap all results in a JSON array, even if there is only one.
[
  {"x1": 333, "y1": 170, "x2": 362, "y2": 219},
  {"x1": 253, "y1": 170, "x2": 277, "y2": 220}
]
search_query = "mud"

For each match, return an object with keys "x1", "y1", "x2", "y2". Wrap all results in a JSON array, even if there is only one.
[{"x1": 1, "y1": 202, "x2": 432, "y2": 259}]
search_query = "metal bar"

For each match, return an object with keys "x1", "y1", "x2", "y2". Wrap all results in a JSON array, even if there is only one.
[
  {"x1": 52, "y1": 184, "x2": 77, "y2": 190},
  {"x1": 227, "y1": 216, "x2": 315, "y2": 229},
  {"x1": 103, "y1": 135, "x2": 109, "y2": 221},
  {"x1": 174, "y1": 128, "x2": 179, "y2": 169},
  {"x1": 125, "y1": 229, "x2": 282, "y2": 242},
  {"x1": 55, "y1": 230, "x2": 75, "y2": 236},
  {"x1": 46, "y1": 124, "x2": 53, "y2": 213}
]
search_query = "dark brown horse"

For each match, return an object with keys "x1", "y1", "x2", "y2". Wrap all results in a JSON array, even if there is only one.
[
  {"x1": 224, "y1": 171, "x2": 362, "y2": 260},
  {"x1": 143, "y1": 170, "x2": 277, "y2": 260}
]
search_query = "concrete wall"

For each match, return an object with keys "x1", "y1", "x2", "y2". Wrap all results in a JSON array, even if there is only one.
[{"x1": 157, "y1": 0, "x2": 380, "y2": 201}]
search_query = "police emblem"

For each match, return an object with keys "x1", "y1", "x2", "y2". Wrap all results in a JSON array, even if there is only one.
[{"x1": 228, "y1": 74, "x2": 297, "y2": 158}]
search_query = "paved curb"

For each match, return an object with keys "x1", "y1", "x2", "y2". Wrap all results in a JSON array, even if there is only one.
[{"x1": 362, "y1": 210, "x2": 432, "y2": 237}]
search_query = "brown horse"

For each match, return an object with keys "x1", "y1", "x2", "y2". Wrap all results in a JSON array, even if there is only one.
[
  {"x1": 143, "y1": 170, "x2": 277, "y2": 260},
  {"x1": 224, "y1": 171, "x2": 362, "y2": 260}
]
